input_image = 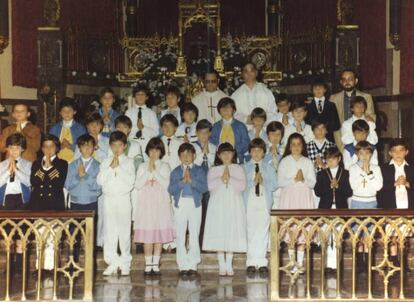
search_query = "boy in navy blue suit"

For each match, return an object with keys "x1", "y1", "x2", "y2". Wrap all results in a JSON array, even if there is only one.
[
  {"x1": 210, "y1": 97, "x2": 250, "y2": 163},
  {"x1": 168, "y1": 143, "x2": 208, "y2": 276}
]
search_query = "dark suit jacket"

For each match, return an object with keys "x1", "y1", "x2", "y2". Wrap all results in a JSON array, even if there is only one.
[
  {"x1": 315, "y1": 166, "x2": 352, "y2": 209},
  {"x1": 305, "y1": 99, "x2": 341, "y2": 143},
  {"x1": 378, "y1": 163, "x2": 414, "y2": 209},
  {"x1": 29, "y1": 157, "x2": 68, "y2": 211}
]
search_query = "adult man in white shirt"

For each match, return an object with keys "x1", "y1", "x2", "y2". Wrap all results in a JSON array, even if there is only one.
[
  {"x1": 231, "y1": 62, "x2": 277, "y2": 128},
  {"x1": 192, "y1": 70, "x2": 228, "y2": 124}
]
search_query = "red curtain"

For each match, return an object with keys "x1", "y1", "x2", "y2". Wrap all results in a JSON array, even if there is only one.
[
  {"x1": 400, "y1": 0, "x2": 414, "y2": 93},
  {"x1": 11, "y1": 0, "x2": 42, "y2": 88}
]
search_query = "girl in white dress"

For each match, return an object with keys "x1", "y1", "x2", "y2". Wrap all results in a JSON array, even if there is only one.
[
  {"x1": 278, "y1": 133, "x2": 316, "y2": 272},
  {"x1": 203, "y1": 143, "x2": 247, "y2": 276}
]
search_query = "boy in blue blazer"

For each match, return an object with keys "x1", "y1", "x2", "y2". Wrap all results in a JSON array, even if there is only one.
[
  {"x1": 210, "y1": 97, "x2": 250, "y2": 163},
  {"x1": 49, "y1": 97, "x2": 87, "y2": 163},
  {"x1": 65, "y1": 134, "x2": 102, "y2": 260},
  {"x1": 168, "y1": 143, "x2": 208, "y2": 276},
  {"x1": 243, "y1": 138, "x2": 278, "y2": 275}
]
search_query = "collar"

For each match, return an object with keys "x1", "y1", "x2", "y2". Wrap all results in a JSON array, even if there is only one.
[
  {"x1": 43, "y1": 155, "x2": 57, "y2": 161},
  {"x1": 314, "y1": 138, "x2": 327, "y2": 145},
  {"x1": 390, "y1": 159, "x2": 408, "y2": 167},
  {"x1": 315, "y1": 96, "x2": 325, "y2": 102},
  {"x1": 244, "y1": 82, "x2": 258, "y2": 91},
  {"x1": 252, "y1": 160, "x2": 262, "y2": 165},
  {"x1": 184, "y1": 122, "x2": 195, "y2": 128},
  {"x1": 135, "y1": 104, "x2": 147, "y2": 109},
  {"x1": 16, "y1": 121, "x2": 29, "y2": 129},
  {"x1": 62, "y1": 119, "x2": 74, "y2": 128},
  {"x1": 205, "y1": 89, "x2": 219, "y2": 96},
  {"x1": 352, "y1": 114, "x2": 365, "y2": 121},
  {"x1": 222, "y1": 118, "x2": 233, "y2": 125},
  {"x1": 182, "y1": 163, "x2": 194, "y2": 170},
  {"x1": 81, "y1": 156, "x2": 92, "y2": 162},
  {"x1": 344, "y1": 89, "x2": 356, "y2": 97}
]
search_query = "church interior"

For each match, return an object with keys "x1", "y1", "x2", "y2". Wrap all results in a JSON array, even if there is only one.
[{"x1": 1, "y1": 0, "x2": 414, "y2": 301}]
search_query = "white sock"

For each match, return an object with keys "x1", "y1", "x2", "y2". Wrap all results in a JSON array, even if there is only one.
[
  {"x1": 217, "y1": 252, "x2": 226, "y2": 272},
  {"x1": 297, "y1": 251, "x2": 305, "y2": 267},
  {"x1": 145, "y1": 256, "x2": 153, "y2": 272},
  {"x1": 152, "y1": 256, "x2": 160, "y2": 271},
  {"x1": 225, "y1": 252, "x2": 234, "y2": 272}
]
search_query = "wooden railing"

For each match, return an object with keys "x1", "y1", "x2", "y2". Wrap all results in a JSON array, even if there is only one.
[
  {"x1": 270, "y1": 209, "x2": 414, "y2": 301},
  {"x1": 0, "y1": 211, "x2": 94, "y2": 301}
]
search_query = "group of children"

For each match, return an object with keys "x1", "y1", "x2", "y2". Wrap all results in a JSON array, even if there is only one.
[{"x1": 0, "y1": 77, "x2": 412, "y2": 278}]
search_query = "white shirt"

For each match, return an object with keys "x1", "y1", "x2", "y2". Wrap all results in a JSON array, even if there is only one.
[
  {"x1": 160, "y1": 107, "x2": 182, "y2": 125},
  {"x1": 272, "y1": 111, "x2": 294, "y2": 126},
  {"x1": 192, "y1": 89, "x2": 228, "y2": 124},
  {"x1": 62, "y1": 119, "x2": 74, "y2": 128},
  {"x1": 42, "y1": 155, "x2": 57, "y2": 171},
  {"x1": 0, "y1": 157, "x2": 32, "y2": 197},
  {"x1": 161, "y1": 135, "x2": 182, "y2": 170},
  {"x1": 329, "y1": 166, "x2": 339, "y2": 178},
  {"x1": 341, "y1": 115, "x2": 378, "y2": 145},
  {"x1": 125, "y1": 104, "x2": 160, "y2": 140},
  {"x1": 391, "y1": 159, "x2": 409, "y2": 208},
  {"x1": 283, "y1": 122, "x2": 315, "y2": 145},
  {"x1": 314, "y1": 97, "x2": 325, "y2": 113},
  {"x1": 193, "y1": 141, "x2": 216, "y2": 168},
  {"x1": 175, "y1": 122, "x2": 197, "y2": 143},
  {"x1": 231, "y1": 82, "x2": 277, "y2": 127},
  {"x1": 4, "y1": 157, "x2": 22, "y2": 195}
]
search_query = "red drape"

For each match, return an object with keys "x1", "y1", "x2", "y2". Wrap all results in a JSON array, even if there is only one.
[
  {"x1": 400, "y1": 0, "x2": 414, "y2": 93},
  {"x1": 11, "y1": 0, "x2": 42, "y2": 88}
]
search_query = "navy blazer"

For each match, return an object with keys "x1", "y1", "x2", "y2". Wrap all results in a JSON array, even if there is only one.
[
  {"x1": 305, "y1": 99, "x2": 340, "y2": 143},
  {"x1": 210, "y1": 119, "x2": 250, "y2": 163}
]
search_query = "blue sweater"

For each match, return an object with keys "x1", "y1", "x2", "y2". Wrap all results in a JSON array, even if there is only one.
[
  {"x1": 243, "y1": 160, "x2": 278, "y2": 210},
  {"x1": 49, "y1": 121, "x2": 87, "y2": 151},
  {"x1": 98, "y1": 108, "x2": 121, "y2": 138},
  {"x1": 210, "y1": 119, "x2": 250, "y2": 163},
  {"x1": 64, "y1": 157, "x2": 102, "y2": 204},
  {"x1": 168, "y1": 164, "x2": 208, "y2": 208}
]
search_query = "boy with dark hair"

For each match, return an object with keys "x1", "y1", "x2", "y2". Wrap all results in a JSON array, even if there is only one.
[
  {"x1": 248, "y1": 107, "x2": 269, "y2": 145},
  {"x1": 98, "y1": 87, "x2": 120, "y2": 137},
  {"x1": 97, "y1": 131, "x2": 135, "y2": 276},
  {"x1": 210, "y1": 97, "x2": 250, "y2": 163},
  {"x1": 176, "y1": 102, "x2": 199, "y2": 143},
  {"x1": 49, "y1": 98, "x2": 87, "y2": 163},
  {"x1": 305, "y1": 78, "x2": 340, "y2": 143},
  {"x1": 343, "y1": 120, "x2": 378, "y2": 169},
  {"x1": 0, "y1": 103, "x2": 41, "y2": 162},
  {"x1": 274, "y1": 93, "x2": 293, "y2": 126},
  {"x1": 168, "y1": 143, "x2": 208, "y2": 276},
  {"x1": 160, "y1": 114, "x2": 182, "y2": 170},
  {"x1": 115, "y1": 115, "x2": 144, "y2": 169},
  {"x1": 160, "y1": 86, "x2": 182, "y2": 124}
]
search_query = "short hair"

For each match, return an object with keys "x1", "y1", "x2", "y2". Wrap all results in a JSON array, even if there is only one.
[
  {"x1": 100, "y1": 87, "x2": 115, "y2": 99},
  {"x1": 389, "y1": 138, "x2": 408, "y2": 150},
  {"x1": 77, "y1": 134, "x2": 96, "y2": 148},
  {"x1": 341, "y1": 69, "x2": 358, "y2": 78},
  {"x1": 276, "y1": 93, "x2": 289, "y2": 105},
  {"x1": 355, "y1": 141, "x2": 374, "y2": 154},
  {"x1": 165, "y1": 86, "x2": 181, "y2": 99},
  {"x1": 214, "y1": 142, "x2": 237, "y2": 166},
  {"x1": 325, "y1": 147, "x2": 342, "y2": 160},
  {"x1": 178, "y1": 142, "x2": 196, "y2": 155},
  {"x1": 42, "y1": 134, "x2": 61, "y2": 152},
  {"x1": 132, "y1": 83, "x2": 150, "y2": 97},
  {"x1": 204, "y1": 69, "x2": 220, "y2": 80},
  {"x1": 59, "y1": 97, "x2": 77, "y2": 111},
  {"x1": 6, "y1": 133, "x2": 26, "y2": 149},
  {"x1": 85, "y1": 112, "x2": 104, "y2": 126},
  {"x1": 196, "y1": 119, "x2": 212, "y2": 131},
  {"x1": 290, "y1": 100, "x2": 307, "y2": 111},
  {"x1": 242, "y1": 61, "x2": 258, "y2": 71},
  {"x1": 145, "y1": 137, "x2": 166, "y2": 159},
  {"x1": 217, "y1": 97, "x2": 237, "y2": 113},
  {"x1": 249, "y1": 138, "x2": 267, "y2": 154},
  {"x1": 109, "y1": 131, "x2": 127, "y2": 145},
  {"x1": 115, "y1": 115, "x2": 132, "y2": 129},
  {"x1": 311, "y1": 118, "x2": 328, "y2": 131},
  {"x1": 180, "y1": 102, "x2": 199, "y2": 121},
  {"x1": 160, "y1": 114, "x2": 179, "y2": 128},
  {"x1": 11, "y1": 103, "x2": 30, "y2": 112},
  {"x1": 311, "y1": 76, "x2": 328, "y2": 90},
  {"x1": 352, "y1": 119, "x2": 369, "y2": 133},
  {"x1": 351, "y1": 96, "x2": 367, "y2": 110},
  {"x1": 266, "y1": 121, "x2": 285, "y2": 138},
  {"x1": 250, "y1": 107, "x2": 267, "y2": 122}
]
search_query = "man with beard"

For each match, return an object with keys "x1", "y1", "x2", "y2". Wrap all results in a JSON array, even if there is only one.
[{"x1": 330, "y1": 70, "x2": 375, "y2": 150}]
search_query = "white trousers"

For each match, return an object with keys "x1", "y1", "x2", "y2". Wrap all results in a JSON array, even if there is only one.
[
  {"x1": 247, "y1": 194, "x2": 270, "y2": 268},
  {"x1": 97, "y1": 194, "x2": 105, "y2": 247},
  {"x1": 174, "y1": 198, "x2": 201, "y2": 271},
  {"x1": 103, "y1": 193, "x2": 132, "y2": 270}
]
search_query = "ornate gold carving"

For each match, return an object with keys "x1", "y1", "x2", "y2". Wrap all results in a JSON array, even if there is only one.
[
  {"x1": 337, "y1": 0, "x2": 354, "y2": 25},
  {"x1": 175, "y1": 55, "x2": 188, "y2": 76},
  {"x1": 0, "y1": 35, "x2": 9, "y2": 54},
  {"x1": 43, "y1": 0, "x2": 60, "y2": 27}
]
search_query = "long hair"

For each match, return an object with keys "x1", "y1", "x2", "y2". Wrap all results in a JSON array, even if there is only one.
[
  {"x1": 214, "y1": 142, "x2": 237, "y2": 166},
  {"x1": 282, "y1": 133, "x2": 308, "y2": 158}
]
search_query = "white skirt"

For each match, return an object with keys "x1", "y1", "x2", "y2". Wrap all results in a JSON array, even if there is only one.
[{"x1": 202, "y1": 186, "x2": 247, "y2": 252}]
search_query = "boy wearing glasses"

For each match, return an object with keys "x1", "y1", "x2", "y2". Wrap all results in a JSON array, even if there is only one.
[{"x1": 192, "y1": 70, "x2": 227, "y2": 124}]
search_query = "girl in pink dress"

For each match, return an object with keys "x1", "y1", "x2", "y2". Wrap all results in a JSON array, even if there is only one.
[
  {"x1": 203, "y1": 143, "x2": 247, "y2": 276},
  {"x1": 277, "y1": 133, "x2": 316, "y2": 273},
  {"x1": 133, "y1": 137, "x2": 176, "y2": 276}
]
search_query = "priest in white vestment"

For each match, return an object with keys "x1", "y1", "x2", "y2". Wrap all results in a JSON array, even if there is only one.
[
  {"x1": 231, "y1": 62, "x2": 277, "y2": 128},
  {"x1": 192, "y1": 71, "x2": 228, "y2": 124}
]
